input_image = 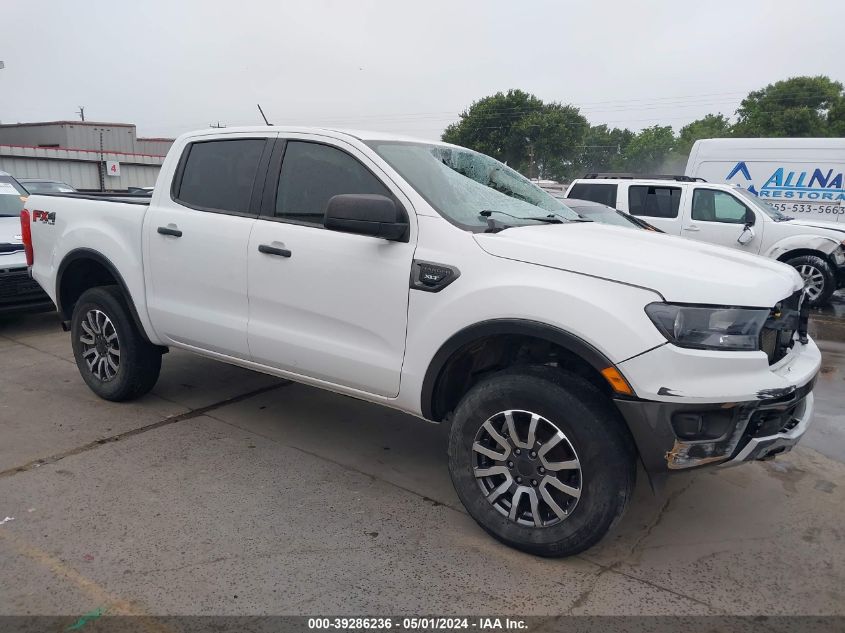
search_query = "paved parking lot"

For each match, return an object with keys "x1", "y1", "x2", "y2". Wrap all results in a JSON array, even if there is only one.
[{"x1": 1, "y1": 298, "x2": 844, "y2": 618}]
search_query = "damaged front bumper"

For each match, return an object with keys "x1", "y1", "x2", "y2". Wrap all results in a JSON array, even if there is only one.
[
  {"x1": 615, "y1": 378, "x2": 816, "y2": 475},
  {"x1": 613, "y1": 336, "x2": 820, "y2": 477}
]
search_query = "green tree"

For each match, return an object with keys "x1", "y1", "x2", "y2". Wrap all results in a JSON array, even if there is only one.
[
  {"x1": 513, "y1": 104, "x2": 589, "y2": 180},
  {"x1": 441, "y1": 89, "x2": 588, "y2": 178},
  {"x1": 675, "y1": 114, "x2": 733, "y2": 157},
  {"x1": 623, "y1": 125, "x2": 676, "y2": 172},
  {"x1": 574, "y1": 124, "x2": 635, "y2": 175},
  {"x1": 733, "y1": 75, "x2": 845, "y2": 137},
  {"x1": 442, "y1": 89, "x2": 545, "y2": 168}
]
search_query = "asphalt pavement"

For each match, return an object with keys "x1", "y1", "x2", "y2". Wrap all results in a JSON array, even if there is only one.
[{"x1": 0, "y1": 296, "x2": 843, "y2": 620}]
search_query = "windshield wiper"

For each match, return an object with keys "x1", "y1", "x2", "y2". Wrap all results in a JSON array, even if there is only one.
[{"x1": 479, "y1": 209, "x2": 564, "y2": 224}]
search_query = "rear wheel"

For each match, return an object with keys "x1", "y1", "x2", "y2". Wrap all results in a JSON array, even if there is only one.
[
  {"x1": 70, "y1": 286, "x2": 162, "y2": 401},
  {"x1": 448, "y1": 366, "x2": 635, "y2": 557},
  {"x1": 786, "y1": 255, "x2": 835, "y2": 307}
]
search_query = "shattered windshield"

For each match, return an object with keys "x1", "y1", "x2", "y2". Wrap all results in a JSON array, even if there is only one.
[{"x1": 366, "y1": 141, "x2": 579, "y2": 231}]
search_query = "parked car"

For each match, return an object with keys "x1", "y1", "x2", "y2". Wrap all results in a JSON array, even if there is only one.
[
  {"x1": 0, "y1": 171, "x2": 53, "y2": 314},
  {"x1": 18, "y1": 178, "x2": 77, "y2": 195},
  {"x1": 685, "y1": 137, "x2": 845, "y2": 222},
  {"x1": 566, "y1": 175, "x2": 845, "y2": 306},
  {"x1": 24, "y1": 128, "x2": 819, "y2": 556},
  {"x1": 556, "y1": 197, "x2": 661, "y2": 231}
]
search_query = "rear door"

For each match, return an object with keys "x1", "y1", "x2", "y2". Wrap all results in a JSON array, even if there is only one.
[
  {"x1": 681, "y1": 187, "x2": 763, "y2": 253},
  {"x1": 624, "y1": 184, "x2": 684, "y2": 234},
  {"x1": 246, "y1": 136, "x2": 416, "y2": 397},
  {"x1": 144, "y1": 134, "x2": 273, "y2": 358}
]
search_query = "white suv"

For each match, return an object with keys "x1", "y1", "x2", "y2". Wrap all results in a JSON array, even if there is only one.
[{"x1": 566, "y1": 175, "x2": 845, "y2": 306}]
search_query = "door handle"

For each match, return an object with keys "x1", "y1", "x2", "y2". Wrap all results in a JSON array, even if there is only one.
[
  {"x1": 683, "y1": 225, "x2": 700, "y2": 232},
  {"x1": 157, "y1": 226, "x2": 183, "y2": 237},
  {"x1": 258, "y1": 244, "x2": 292, "y2": 258}
]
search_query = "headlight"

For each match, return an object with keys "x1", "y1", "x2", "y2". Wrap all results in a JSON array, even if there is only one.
[{"x1": 645, "y1": 303, "x2": 769, "y2": 351}]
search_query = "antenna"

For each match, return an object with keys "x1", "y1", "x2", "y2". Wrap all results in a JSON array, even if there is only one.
[
  {"x1": 77, "y1": 106, "x2": 86, "y2": 122},
  {"x1": 257, "y1": 103, "x2": 272, "y2": 126}
]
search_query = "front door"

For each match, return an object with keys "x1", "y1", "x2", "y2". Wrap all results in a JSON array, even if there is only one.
[
  {"x1": 247, "y1": 138, "x2": 415, "y2": 397},
  {"x1": 144, "y1": 135, "x2": 272, "y2": 358},
  {"x1": 681, "y1": 187, "x2": 763, "y2": 253}
]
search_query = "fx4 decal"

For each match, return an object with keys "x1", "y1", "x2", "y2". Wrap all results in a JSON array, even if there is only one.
[{"x1": 32, "y1": 210, "x2": 56, "y2": 225}]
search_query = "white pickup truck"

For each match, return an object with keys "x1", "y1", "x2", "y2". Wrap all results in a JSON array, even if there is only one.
[
  {"x1": 23, "y1": 128, "x2": 820, "y2": 556},
  {"x1": 566, "y1": 175, "x2": 845, "y2": 306}
]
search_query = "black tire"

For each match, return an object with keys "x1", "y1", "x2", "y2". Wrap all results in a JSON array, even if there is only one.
[
  {"x1": 448, "y1": 366, "x2": 635, "y2": 557},
  {"x1": 70, "y1": 285, "x2": 162, "y2": 401},
  {"x1": 786, "y1": 255, "x2": 835, "y2": 307}
]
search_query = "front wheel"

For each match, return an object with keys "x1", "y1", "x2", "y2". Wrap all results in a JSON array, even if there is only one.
[
  {"x1": 448, "y1": 367, "x2": 635, "y2": 557},
  {"x1": 70, "y1": 286, "x2": 162, "y2": 401},
  {"x1": 786, "y1": 255, "x2": 835, "y2": 307}
]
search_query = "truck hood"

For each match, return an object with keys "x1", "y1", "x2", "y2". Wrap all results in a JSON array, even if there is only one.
[
  {"x1": 782, "y1": 218, "x2": 845, "y2": 238},
  {"x1": 474, "y1": 223, "x2": 802, "y2": 307},
  {"x1": 0, "y1": 216, "x2": 26, "y2": 268}
]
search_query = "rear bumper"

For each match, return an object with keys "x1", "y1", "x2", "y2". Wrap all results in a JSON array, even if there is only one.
[{"x1": 0, "y1": 267, "x2": 54, "y2": 315}]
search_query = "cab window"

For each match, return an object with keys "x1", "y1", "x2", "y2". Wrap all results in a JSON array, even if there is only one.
[
  {"x1": 567, "y1": 183, "x2": 617, "y2": 207},
  {"x1": 628, "y1": 185, "x2": 681, "y2": 218},
  {"x1": 692, "y1": 189, "x2": 750, "y2": 224},
  {"x1": 275, "y1": 141, "x2": 392, "y2": 226},
  {"x1": 175, "y1": 139, "x2": 266, "y2": 214}
]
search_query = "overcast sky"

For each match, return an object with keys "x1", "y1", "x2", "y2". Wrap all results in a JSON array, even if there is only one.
[{"x1": 1, "y1": 0, "x2": 843, "y2": 140}]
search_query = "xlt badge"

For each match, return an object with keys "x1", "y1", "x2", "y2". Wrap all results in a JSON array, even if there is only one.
[{"x1": 411, "y1": 260, "x2": 460, "y2": 292}]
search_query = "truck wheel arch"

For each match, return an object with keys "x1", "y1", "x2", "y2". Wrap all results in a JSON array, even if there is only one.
[
  {"x1": 775, "y1": 247, "x2": 831, "y2": 265},
  {"x1": 56, "y1": 248, "x2": 152, "y2": 344},
  {"x1": 420, "y1": 319, "x2": 621, "y2": 422}
]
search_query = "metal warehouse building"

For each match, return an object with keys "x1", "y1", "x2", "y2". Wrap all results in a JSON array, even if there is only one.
[{"x1": 0, "y1": 121, "x2": 174, "y2": 191}]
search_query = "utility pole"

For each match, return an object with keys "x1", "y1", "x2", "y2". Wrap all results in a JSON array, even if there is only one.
[{"x1": 77, "y1": 106, "x2": 86, "y2": 122}]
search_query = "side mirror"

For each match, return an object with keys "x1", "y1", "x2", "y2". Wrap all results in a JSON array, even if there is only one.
[
  {"x1": 324, "y1": 194, "x2": 408, "y2": 241},
  {"x1": 737, "y1": 224, "x2": 755, "y2": 245},
  {"x1": 744, "y1": 209, "x2": 756, "y2": 226}
]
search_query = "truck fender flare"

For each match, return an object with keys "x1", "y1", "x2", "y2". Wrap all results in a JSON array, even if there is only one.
[
  {"x1": 420, "y1": 318, "x2": 617, "y2": 421},
  {"x1": 55, "y1": 248, "x2": 152, "y2": 343}
]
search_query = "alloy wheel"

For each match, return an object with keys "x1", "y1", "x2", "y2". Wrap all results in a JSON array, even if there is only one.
[
  {"x1": 472, "y1": 409, "x2": 582, "y2": 527},
  {"x1": 797, "y1": 264, "x2": 825, "y2": 301},
  {"x1": 78, "y1": 309, "x2": 121, "y2": 382}
]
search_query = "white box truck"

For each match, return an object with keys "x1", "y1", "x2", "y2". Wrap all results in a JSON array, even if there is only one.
[{"x1": 685, "y1": 138, "x2": 845, "y2": 223}]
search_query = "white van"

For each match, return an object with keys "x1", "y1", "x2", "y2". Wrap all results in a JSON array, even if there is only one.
[{"x1": 685, "y1": 138, "x2": 845, "y2": 223}]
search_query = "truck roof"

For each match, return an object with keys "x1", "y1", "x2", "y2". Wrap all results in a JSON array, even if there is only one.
[
  {"x1": 690, "y1": 137, "x2": 845, "y2": 151},
  {"x1": 177, "y1": 126, "x2": 448, "y2": 146}
]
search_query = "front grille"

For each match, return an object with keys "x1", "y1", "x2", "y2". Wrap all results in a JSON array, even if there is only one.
[{"x1": 760, "y1": 290, "x2": 804, "y2": 365}]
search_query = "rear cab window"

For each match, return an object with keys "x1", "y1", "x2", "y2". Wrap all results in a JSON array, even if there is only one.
[
  {"x1": 628, "y1": 185, "x2": 681, "y2": 218},
  {"x1": 567, "y1": 183, "x2": 617, "y2": 207},
  {"x1": 173, "y1": 138, "x2": 267, "y2": 214}
]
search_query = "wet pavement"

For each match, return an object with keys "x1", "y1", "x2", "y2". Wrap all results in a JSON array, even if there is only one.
[{"x1": 0, "y1": 295, "x2": 843, "y2": 618}]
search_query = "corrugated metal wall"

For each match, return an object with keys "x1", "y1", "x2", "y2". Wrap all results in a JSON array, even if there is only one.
[
  {"x1": 0, "y1": 156, "x2": 161, "y2": 190},
  {"x1": 0, "y1": 122, "x2": 173, "y2": 155},
  {"x1": 0, "y1": 155, "x2": 101, "y2": 188}
]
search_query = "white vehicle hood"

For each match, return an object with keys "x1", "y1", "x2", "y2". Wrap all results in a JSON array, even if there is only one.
[
  {"x1": 0, "y1": 216, "x2": 26, "y2": 268},
  {"x1": 474, "y1": 223, "x2": 802, "y2": 307},
  {"x1": 781, "y1": 218, "x2": 845, "y2": 239}
]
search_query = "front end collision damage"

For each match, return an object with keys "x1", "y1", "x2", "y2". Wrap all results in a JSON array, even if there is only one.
[{"x1": 614, "y1": 376, "x2": 816, "y2": 474}]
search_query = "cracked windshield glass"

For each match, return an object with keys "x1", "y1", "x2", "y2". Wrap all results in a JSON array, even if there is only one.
[{"x1": 368, "y1": 141, "x2": 580, "y2": 231}]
